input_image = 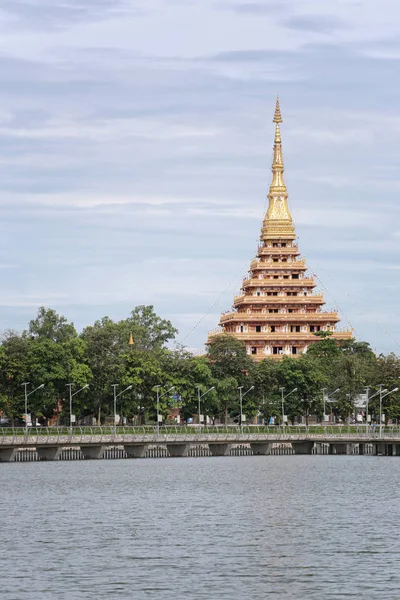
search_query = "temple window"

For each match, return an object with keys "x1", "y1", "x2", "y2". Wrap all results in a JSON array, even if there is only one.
[
  {"x1": 292, "y1": 347, "x2": 298, "y2": 355},
  {"x1": 251, "y1": 347, "x2": 257, "y2": 355},
  {"x1": 255, "y1": 326, "x2": 261, "y2": 333},
  {"x1": 292, "y1": 274, "x2": 299, "y2": 279},
  {"x1": 271, "y1": 326, "x2": 276, "y2": 332}
]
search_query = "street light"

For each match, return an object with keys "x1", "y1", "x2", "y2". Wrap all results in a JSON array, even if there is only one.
[
  {"x1": 111, "y1": 384, "x2": 133, "y2": 431},
  {"x1": 21, "y1": 382, "x2": 44, "y2": 433},
  {"x1": 365, "y1": 387, "x2": 386, "y2": 433},
  {"x1": 279, "y1": 387, "x2": 297, "y2": 426},
  {"x1": 155, "y1": 385, "x2": 175, "y2": 435},
  {"x1": 66, "y1": 383, "x2": 89, "y2": 430},
  {"x1": 196, "y1": 386, "x2": 215, "y2": 426},
  {"x1": 237, "y1": 385, "x2": 254, "y2": 430},
  {"x1": 378, "y1": 385, "x2": 399, "y2": 439},
  {"x1": 322, "y1": 388, "x2": 340, "y2": 423}
]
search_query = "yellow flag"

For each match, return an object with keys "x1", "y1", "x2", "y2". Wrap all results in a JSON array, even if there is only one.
[{"x1": 129, "y1": 333, "x2": 134, "y2": 346}]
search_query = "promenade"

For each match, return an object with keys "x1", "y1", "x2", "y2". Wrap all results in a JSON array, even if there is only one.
[{"x1": 1, "y1": 425, "x2": 399, "y2": 461}]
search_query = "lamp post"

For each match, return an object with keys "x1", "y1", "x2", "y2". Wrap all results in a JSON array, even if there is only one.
[
  {"x1": 66, "y1": 383, "x2": 89, "y2": 430},
  {"x1": 237, "y1": 385, "x2": 254, "y2": 430},
  {"x1": 365, "y1": 387, "x2": 386, "y2": 433},
  {"x1": 155, "y1": 385, "x2": 175, "y2": 435},
  {"x1": 111, "y1": 384, "x2": 133, "y2": 432},
  {"x1": 322, "y1": 388, "x2": 340, "y2": 423},
  {"x1": 196, "y1": 386, "x2": 215, "y2": 427},
  {"x1": 379, "y1": 386, "x2": 399, "y2": 439},
  {"x1": 279, "y1": 387, "x2": 297, "y2": 426},
  {"x1": 21, "y1": 382, "x2": 44, "y2": 433}
]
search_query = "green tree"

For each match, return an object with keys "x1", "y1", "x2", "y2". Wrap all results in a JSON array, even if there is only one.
[
  {"x1": 277, "y1": 357, "x2": 328, "y2": 425},
  {"x1": 27, "y1": 306, "x2": 77, "y2": 343},
  {"x1": 334, "y1": 351, "x2": 377, "y2": 423},
  {"x1": 24, "y1": 308, "x2": 92, "y2": 423},
  {"x1": 119, "y1": 305, "x2": 178, "y2": 351},
  {"x1": 215, "y1": 376, "x2": 240, "y2": 425},
  {"x1": 207, "y1": 334, "x2": 252, "y2": 380},
  {"x1": 81, "y1": 317, "x2": 125, "y2": 424},
  {"x1": 0, "y1": 332, "x2": 30, "y2": 424},
  {"x1": 252, "y1": 359, "x2": 279, "y2": 422},
  {"x1": 373, "y1": 354, "x2": 400, "y2": 422}
]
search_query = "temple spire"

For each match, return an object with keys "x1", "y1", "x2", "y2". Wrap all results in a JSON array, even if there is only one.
[
  {"x1": 261, "y1": 97, "x2": 294, "y2": 240},
  {"x1": 271, "y1": 97, "x2": 285, "y2": 188},
  {"x1": 273, "y1": 96, "x2": 283, "y2": 124}
]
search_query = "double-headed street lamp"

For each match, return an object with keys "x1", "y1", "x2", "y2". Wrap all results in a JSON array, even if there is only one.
[
  {"x1": 378, "y1": 384, "x2": 399, "y2": 438},
  {"x1": 155, "y1": 385, "x2": 175, "y2": 435},
  {"x1": 21, "y1": 382, "x2": 44, "y2": 432},
  {"x1": 196, "y1": 386, "x2": 215, "y2": 426},
  {"x1": 237, "y1": 385, "x2": 254, "y2": 430},
  {"x1": 112, "y1": 384, "x2": 133, "y2": 430},
  {"x1": 66, "y1": 383, "x2": 89, "y2": 430},
  {"x1": 365, "y1": 387, "x2": 386, "y2": 433},
  {"x1": 279, "y1": 387, "x2": 297, "y2": 426},
  {"x1": 322, "y1": 388, "x2": 340, "y2": 422}
]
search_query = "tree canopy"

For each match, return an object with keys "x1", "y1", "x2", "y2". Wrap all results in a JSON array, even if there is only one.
[{"x1": 0, "y1": 306, "x2": 398, "y2": 427}]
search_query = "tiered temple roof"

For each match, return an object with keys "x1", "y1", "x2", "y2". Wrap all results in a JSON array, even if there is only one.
[{"x1": 207, "y1": 99, "x2": 353, "y2": 361}]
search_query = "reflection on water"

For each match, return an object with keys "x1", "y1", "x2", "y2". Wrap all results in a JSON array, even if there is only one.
[{"x1": 1, "y1": 456, "x2": 400, "y2": 599}]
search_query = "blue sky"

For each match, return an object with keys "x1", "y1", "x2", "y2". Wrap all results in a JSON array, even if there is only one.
[{"x1": 0, "y1": 0, "x2": 399, "y2": 354}]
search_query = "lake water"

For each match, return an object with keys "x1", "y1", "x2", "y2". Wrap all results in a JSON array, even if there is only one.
[{"x1": 1, "y1": 456, "x2": 400, "y2": 599}]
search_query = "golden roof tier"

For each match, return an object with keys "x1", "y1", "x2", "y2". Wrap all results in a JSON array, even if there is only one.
[{"x1": 207, "y1": 98, "x2": 353, "y2": 361}]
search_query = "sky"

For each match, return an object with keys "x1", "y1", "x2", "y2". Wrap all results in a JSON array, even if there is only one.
[{"x1": 0, "y1": 0, "x2": 399, "y2": 354}]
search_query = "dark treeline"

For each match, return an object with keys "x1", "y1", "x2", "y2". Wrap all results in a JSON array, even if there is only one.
[{"x1": 0, "y1": 305, "x2": 399, "y2": 426}]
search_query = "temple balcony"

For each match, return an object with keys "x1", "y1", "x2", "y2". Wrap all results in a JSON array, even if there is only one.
[
  {"x1": 208, "y1": 330, "x2": 353, "y2": 342},
  {"x1": 242, "y1": 277, "x2": 316, "y2": 288},
  {"x1": 249, "y1": 258, "x2": 307, "y2": 271},
  {"x1": 258, "y1": 246, "x2": 300, "y2": 256},
  {"x1": 220, "y1": 312, "x2": 340, "y2": 324},
  {"x1": 233, "y1": 294, "x2": 325, "y2": 306}
]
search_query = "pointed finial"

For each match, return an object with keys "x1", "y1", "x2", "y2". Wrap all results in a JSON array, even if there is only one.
[
  {"x1": 273, "y1": 96, "x2": 283, "y2": 124},
  {"x1": 129, "y1": 332, "x2": 134, "y2": 346}
]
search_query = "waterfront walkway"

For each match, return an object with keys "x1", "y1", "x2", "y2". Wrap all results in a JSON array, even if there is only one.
[{"x1": 1, "y1": 426, "x2": 399, "y2": 461}]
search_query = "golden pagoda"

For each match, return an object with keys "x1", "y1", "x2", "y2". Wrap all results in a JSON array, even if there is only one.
[{"x1": 208, "y1": 98, "x2": 353, "y2": 361}]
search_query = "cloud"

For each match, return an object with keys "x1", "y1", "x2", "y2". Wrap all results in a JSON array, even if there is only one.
[
  {"x1": 281, "y1": 15, "x2": 345, "y2": 34},
  {"x1": 0, "y1": 0, "x2": 139, "y2": 30},
  {"x1": 217, "y1": 1, "x2": 288, "y2": 15},
  {"x1": 0, "y1": 117, "x2": 221, "y2": 142}
]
